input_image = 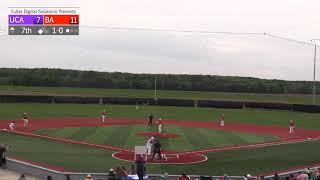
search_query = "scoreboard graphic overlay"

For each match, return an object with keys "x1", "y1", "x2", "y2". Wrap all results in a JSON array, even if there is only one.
[{"x1": 8, "y1": 7, "x2": 79, "y2": 35}]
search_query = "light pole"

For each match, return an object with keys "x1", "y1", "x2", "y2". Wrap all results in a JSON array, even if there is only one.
[{"x1": 311, "y1": 39, "x2": 320, "y2": 105}]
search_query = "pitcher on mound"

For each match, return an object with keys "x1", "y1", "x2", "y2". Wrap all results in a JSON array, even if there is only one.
[
  {"x1": 22, "y1": 112, "x2": 29, "y2": 128},
  {"x1": 158, "y1": 118, "x2": 163, "y2": 134}
]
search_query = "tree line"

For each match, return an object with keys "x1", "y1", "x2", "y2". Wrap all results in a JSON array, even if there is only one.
[{"x1": 0, "y1": 68, "x2": 318, "y2": 94}]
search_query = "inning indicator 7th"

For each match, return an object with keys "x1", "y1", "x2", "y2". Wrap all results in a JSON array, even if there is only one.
[{"x1": 8, "y1": 7, "x2": 79, "y2": 35}]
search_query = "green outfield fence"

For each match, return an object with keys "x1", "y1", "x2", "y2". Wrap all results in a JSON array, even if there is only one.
[{"x1": 0, "y1": 94, "x2": 320, "y2": 113}]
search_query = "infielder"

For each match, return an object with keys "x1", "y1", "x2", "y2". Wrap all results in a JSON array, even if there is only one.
[
  {"x1": 289, "y1": 120, "x2": 295, "y2": 134},
  {"x1": 220, "y1": 114, "x2": 225, "y2": 127},
  {"x1": 146, "y1": 136, "x2": 154, "y2": 156},
  {"x1": 22, "y1": 112, "x2": 29, "y2": 128},
  {"x1": 9, "y1": 121, "x2": 15, "y2": 131},
  {"x1": 102, "y1": 111, "x2": 107, "y2": 123},
  {"x1": 148, "y1": 114, "x2": 154, "y2": 126}
]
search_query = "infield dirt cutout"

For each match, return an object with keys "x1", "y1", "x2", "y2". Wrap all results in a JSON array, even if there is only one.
[{"x1": 1, "y1": 118, "x2": 320, "y2": 165}]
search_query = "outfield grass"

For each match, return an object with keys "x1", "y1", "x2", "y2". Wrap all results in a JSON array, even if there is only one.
[
  {"x1": 1, "y1": 103, "x2": 320, "y2": 130},
  {"x1": 1, "y1": 133, "x2": 320, "y2": 175},
  {"x1": 36, "y1": 125, "x2": 278, "y2": 151},
  {"x1": 0, "y1": 85, "x2": 319, "y2": 105}
]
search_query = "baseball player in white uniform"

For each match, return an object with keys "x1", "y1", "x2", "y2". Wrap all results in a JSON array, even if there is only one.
[
  {"x1": 220, "y1": 114, "x2": 225, "y2": 127},
  {"x1": 9, "y1": 121, "x2": 15, "y2": 131},
  {"x1": 23, "y1": 112, "x2": 29, "y2": 128},
  {"x1": 102, "y1": 111, "x2": 107, "y2": 123},
  {"x1": 289, "y1": 120, "x2": 295, "y2": 134},
  {"x1": 146, "y1": 136, "x2": 154, "y2": 156},
  {"x1": 158, "y1": 118, "x2": 163, "y2": 134}
]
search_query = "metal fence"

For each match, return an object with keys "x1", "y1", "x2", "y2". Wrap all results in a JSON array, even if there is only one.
[
  {"x1": 6, "y1": 158, "x2": 249, "y2": 180},
  {"x1": 5, "y1": 156, "x2": 320, "y2": 180}
]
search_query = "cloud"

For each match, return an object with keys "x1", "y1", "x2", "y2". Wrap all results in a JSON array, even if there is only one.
[{"x1": 0, "y1": 0, "x2": 320, "y2": 81}]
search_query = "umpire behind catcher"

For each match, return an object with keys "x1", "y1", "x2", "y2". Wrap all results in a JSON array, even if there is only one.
[{"x1": 151, "y1": 140, "x2": 162, "y2": 160}]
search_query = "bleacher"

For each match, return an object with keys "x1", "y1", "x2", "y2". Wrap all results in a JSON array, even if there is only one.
[{"x1": 0, "y1": 169, "x2": 39, "y2": 180}]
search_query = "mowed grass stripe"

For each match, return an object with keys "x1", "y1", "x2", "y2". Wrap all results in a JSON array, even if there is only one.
[
  {"x1": 221, "y1": 131, "x2": 250, "y2": 145},
  {"x1": 36, "y1": 125, "x2": 280, "y2": 151},
  {"x1": 125, "y1": 125, "x2": 148, "y2": 149},
  {"x1": 199, "y1": 129, "x2": 235, "y2": 147},
  {"x1": 38, "y1": 126, "x2": 118, "y2": 145},
  {"x1": 216, "y1": 131, "x2": 277, "y2": 146},
  {"x1": 37, "y1": 128, "x2": 81, "y2": 138},
  {"x1": 69, "y1": 127, "x2": 99, "y2": 140},
  {"x1": 84, "y1": 126, "x2": 115, "y2": 145},
  {"x1": 165, "y1": 126, "x2": 198, "y2": 151},
  {"x1": 235, "y1": 133, "x2": 279, "y2": 144},
  {"x1": 104, "y1": 125, "x2": 133, "y2": 148},
  {"x1": 180, "y1": 127, "x2": 212, "y2": 150}
]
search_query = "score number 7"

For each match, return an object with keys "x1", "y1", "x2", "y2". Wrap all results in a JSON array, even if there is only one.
[{"x1": 35, "y1": 17, "x2": 41, "y2": 24}]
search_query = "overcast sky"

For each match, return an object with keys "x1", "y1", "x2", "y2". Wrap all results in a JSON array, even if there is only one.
[{"x1": 0, "y1": 0, "x2": 320, "y2": 81}]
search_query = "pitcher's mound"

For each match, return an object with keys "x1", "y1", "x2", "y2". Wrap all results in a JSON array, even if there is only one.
[{"x1": 136, "y1": 132, "x2": 180, "y2": 138}]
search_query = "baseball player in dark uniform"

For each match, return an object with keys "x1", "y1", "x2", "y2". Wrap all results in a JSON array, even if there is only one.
[{"x1": 148, "y1": 114, "x2": 154, "y2": 126}]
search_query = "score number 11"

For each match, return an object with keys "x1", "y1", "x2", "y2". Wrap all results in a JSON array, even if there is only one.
[{"x1": 70, "y1": 16, "x2": 78, "y2": 24}]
